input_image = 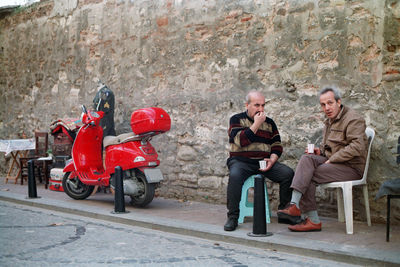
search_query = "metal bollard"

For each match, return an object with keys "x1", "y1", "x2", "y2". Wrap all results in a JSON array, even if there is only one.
[
  {"x1": 112, "y1": 166, "x2": 128, "y2": 213},
  {"x1": 27, "y1": 160, "x2": 38, "y2": 198},
  {"x1": 248, "y1": 174, "x2": 272, "y2": 237}
]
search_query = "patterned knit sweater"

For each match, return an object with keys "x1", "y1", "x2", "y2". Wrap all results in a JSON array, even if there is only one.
[{"x1": 228, "y1": 111, "x2": 283, "y2": 164}]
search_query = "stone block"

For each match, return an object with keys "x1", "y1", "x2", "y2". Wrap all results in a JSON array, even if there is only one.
[
  {"x1": 177, "y1": 145, "x2": 197, "y2": 161},
  {"x1": 198, "y1": 176, "x2": 221, "y2": 189},
  {"x1": 156, "y1": 17, "x2": 168, "y2": 27}
]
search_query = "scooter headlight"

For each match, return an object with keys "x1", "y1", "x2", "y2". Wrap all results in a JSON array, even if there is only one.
[{"x1": 133, "y1": 156, "x2": 145, "y2": 163}]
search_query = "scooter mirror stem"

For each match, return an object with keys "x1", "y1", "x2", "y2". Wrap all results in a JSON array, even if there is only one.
[{"x1": 81, "y1": 105, "x2": 88, "y2": 114}]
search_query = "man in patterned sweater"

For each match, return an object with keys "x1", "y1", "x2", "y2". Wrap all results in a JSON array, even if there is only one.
[{"x1": 224, "y1": 90, "x2": 294, "y2": 231}]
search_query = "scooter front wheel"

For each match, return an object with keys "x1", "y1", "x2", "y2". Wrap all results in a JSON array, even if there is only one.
[{"x1": 62, "y1": 171, "x2": 95, "y2": 200}]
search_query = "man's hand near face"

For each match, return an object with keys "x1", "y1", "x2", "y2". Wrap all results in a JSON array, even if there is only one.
[{"x1": 250, "y1": 111, "x2": 266, "y2": 134}]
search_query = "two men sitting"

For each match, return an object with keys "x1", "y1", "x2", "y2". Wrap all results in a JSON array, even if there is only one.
[{"x1": 225, "y1": 86, "x2": 367, "y2": 232}]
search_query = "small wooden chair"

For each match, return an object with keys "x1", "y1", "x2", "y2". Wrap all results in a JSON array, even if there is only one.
[{"x1": 20, "y1": 131, "x2": 52, "y2": 188}]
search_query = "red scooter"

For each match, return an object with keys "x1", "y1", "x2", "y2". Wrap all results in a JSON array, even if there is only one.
[{"x1": 62, "y1": 105, "x2": 171, "y2": 207}]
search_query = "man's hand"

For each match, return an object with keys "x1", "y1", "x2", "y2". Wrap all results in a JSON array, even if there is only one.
[
  {"x1": 260, "y1": 154, "x2": 278, "y2": 172},
  {"x1": 304, "y1": 147, "x2": 322, "y2": 155},
  {"x1": 250, "y1": 111, "x2": 266, "y2": 134},
  {"x1": 254, "y1": 111, "x2": 266, "y2": 124}
]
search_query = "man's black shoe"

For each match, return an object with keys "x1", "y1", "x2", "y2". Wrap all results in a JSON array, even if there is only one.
[
  {"x1": 278, "y1": 216, "x2": 302, "y2": 225},
  {"x1": 224, "y1": 217, "x2": 238, "y2": 231},
  {"x1": 277, "y1": 203, "x2": 302, "y2": 225}
]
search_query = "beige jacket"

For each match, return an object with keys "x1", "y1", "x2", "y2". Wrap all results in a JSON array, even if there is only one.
[{"x1": 322, "y1": 105, "x2": 368, "y2": 175}]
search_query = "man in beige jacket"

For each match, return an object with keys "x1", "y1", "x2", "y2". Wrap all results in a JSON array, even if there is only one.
[{"x1": 277, "y1": 85, "x2": 368, "y2": 232}]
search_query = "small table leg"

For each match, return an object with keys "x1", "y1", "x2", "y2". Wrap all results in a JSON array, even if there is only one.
[
  {"x1": 44, "y1": 160, "x2": 51, "y2": 189},
  {"x1": 5, "y1": 151, "x2": 21, "y2": 184}
]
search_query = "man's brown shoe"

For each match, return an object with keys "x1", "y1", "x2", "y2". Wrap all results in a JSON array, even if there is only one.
[
  {"x1": 288, "y1": 218, "x2": 322, "y2": 232},
  {"x1": 277, "y1": 203, "x2": 301, "y2": 225}
]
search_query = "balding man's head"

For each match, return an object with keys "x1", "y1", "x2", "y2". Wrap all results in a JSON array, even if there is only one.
[
  {"x1": 245, "y1": 90, "x2": 266, "y2": 118},
  {"x1": 246, "y1": 90, "x2": 264, "y2": 104}
]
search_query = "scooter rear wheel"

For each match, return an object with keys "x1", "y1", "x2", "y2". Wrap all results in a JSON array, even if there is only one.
[
  {"x1": 62, "y1": 171, "x2": 95, "y2": 200},
  {"x1": 129, "y1": 171, "x2": 155, "y2": 207}
]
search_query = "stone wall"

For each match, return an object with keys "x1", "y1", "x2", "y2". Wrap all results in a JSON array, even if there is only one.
[{"x1": 1, "y1": 0, "x2": 399, "y2": 224}]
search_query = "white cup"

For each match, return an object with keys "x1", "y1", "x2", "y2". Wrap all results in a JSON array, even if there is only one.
[
  {"x1": 307, "y1": 144, "x2": 315, "y2": 154},
  {"x1": 259, "y1": 160, "x2": 267, "y2": 169}
]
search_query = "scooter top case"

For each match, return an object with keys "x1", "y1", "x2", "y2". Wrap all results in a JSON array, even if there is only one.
[{"x1": 130, "y1": 107, "x2": 171, "y2": 136}]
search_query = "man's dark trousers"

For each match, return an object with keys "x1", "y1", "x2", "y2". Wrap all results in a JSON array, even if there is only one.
[{"x1": 227, "y1": 158, "x2": 294, "y2": 219}]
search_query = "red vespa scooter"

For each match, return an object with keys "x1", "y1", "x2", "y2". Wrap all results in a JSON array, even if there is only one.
[{"x1": 62, "y1": 105, "x2": 171, "y2": 207}]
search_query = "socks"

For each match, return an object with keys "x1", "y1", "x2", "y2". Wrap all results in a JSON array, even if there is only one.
[
  {"x1": 290, "y1": 190, "x2": 302, "y2": 208},
  {"x1": 289, "y1": 190, "x2": 320, "y2": 224},
  {"x1": 304, "y1": 210, "x2": 320, "y2": 223}
]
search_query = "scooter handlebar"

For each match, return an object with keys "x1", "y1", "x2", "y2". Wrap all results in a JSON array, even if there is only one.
[{"x1": 82, "y1": 119, "x2": 98, "y2": 130}]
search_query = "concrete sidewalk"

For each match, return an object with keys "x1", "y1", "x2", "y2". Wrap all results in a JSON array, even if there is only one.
[{"x1": 0, "y1": 181, "x2": 399, "y2": 266}]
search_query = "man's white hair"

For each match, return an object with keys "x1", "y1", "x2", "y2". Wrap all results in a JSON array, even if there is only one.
[{"x1": 319, "y1": 85, "x2": 341, "y2": 101}]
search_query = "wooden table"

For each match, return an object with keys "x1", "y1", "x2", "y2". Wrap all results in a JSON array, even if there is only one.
[{"x1": 0, "y1": 139, "x2": 35, "y2": 184}]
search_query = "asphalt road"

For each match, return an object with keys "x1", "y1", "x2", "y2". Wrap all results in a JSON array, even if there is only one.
[{"x1": 0, "y1": 200, "x2": 360, "y2": 267}]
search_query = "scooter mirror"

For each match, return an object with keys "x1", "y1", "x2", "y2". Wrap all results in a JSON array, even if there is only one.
[{"x1": 81, "y1": 105, "x2": 88, "y2": 114}]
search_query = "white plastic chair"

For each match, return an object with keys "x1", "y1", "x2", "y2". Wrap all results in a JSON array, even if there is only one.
[{"x1": 319, "y1": 127, "x2": 375, "y2": 234}]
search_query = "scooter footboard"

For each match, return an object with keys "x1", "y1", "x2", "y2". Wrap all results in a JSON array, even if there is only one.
[{"x1": 143, "y1": 168, "x2": 164, "y2": 183}]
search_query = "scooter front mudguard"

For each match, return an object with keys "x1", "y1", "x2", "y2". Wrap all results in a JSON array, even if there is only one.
[{"x1": 63, "y1": 161, "x2": 75, "y2": 173}]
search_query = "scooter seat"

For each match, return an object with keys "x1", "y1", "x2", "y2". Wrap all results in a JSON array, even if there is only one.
[{"x1": 104, "y1": 132, "x2": 136, "y2": 148}]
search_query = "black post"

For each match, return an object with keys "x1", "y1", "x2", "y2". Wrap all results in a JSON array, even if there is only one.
[
  {"x1": 387, "y1": 195, "x2": 391, "y2": 242},
  {"x1": 113, "y1": 166, "x2": 127, "y2": 213},
  {"x1": 27, "y1": 160, "x2": 38, "y2": 198},
  {"x1": 248, "y1": 174, "x2": 272, "y2": 237}
]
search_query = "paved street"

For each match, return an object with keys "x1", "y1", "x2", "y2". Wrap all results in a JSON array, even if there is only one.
[{"x1": 0, "y1": 200, "x2": 360, "y2": 267}]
